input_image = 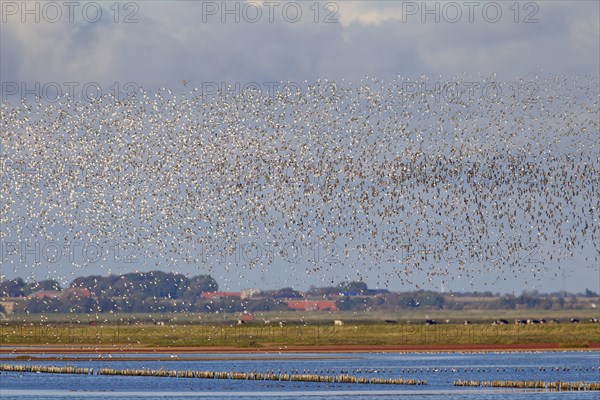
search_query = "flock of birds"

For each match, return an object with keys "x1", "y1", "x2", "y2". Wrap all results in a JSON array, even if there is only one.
[{"x1": 1, "y1": 75, "x2": 598, "y2": 289}]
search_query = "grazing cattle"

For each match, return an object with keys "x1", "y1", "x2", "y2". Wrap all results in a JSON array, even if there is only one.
[
  {"x1": 384, "y1": 320, "x2": 397, "y2": 324},
  {"x1": 527, "y1": 319, "x2": 541, "y2": 324},
  {"x1": 550, "y1": 319, "x2": 560, "y2": 324},
  {"x1": 515, "y1": 319, "x2": 527, "y2": 324},
  {"x1": 334, "y1": 320, "x2": 344, "y2": 326},
  {"x1": 570, "y1": 318, "x2": 580, "y2": 323},
  {"x1": 425, "y1": 319, "x2": 437, "y2": 325},
  {"x1": 493, "y1": 319, "x2": 509, "y2": 325},
  {"x1": 464, "y1": 320, "x2": 472, "y2": 325},
  {"x1": 237, "y1": 320, "x2": 245, "y2": 325},
  {"x1": 589, "y1": 318, "x2": 599, "y2": 323},
  {"x1": 539, "y1": 319, "x2": 547, "y2": 324}
]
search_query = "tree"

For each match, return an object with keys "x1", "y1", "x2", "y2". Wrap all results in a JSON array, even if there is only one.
[
  {"x1": 246, "y1": 298, "x2": 288, "y2": 312},
  {"x1": 337, "y1": 297, "x2": 366, "y2": 311},
  {"x1": 0, "y1": 278, "x2": 26, "y2": 297},
  {"x1": 306, "y1": 285, "x2": 337, "y2": 297},
  {"x1": 70, "y1": 275, "x2": 107, "y2": 296},
  {"x1": 271, "y1": 287, "x2": 302, "y2": 299},
  {"x1": 24, "y1": 279, "x2": 62, "y2": 295},
  {"x1": 22, "y1": 298, "x2": 62, "y2": 313},
  {"x1": 181, "y1": 275, "x2": 218, "y2": 298},
  {"x1": 57, "y1": 296, "x2": 96, "y2": 313},
  {"x1": 337, "y1": 281, "x2": 368, "y2": 293}
]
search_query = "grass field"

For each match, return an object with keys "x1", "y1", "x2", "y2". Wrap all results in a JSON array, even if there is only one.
[
  {"x1": 2, "y1": 309, "x2": 599, "y2": 324},
  {"x1": 1, "y1": 313, "x2": 598, "y2": 348}
]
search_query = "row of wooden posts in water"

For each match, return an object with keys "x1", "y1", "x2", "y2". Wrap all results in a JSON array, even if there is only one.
[
  {"x1": 97, "y1": 368, "x2": 428, "y2": 385},
  {"x1": 398, "y1": 366, "x2": 599, "y2": 373},
  {"x1": 454, "y1": 379, "x2": 600, "y2": 391},
  {"x1": 0, "y1": 364, "x2": 425, "y2": 385},
  {"x1": 3, "y1": 364, "x2": 599, "y2": 390},
  {"x1": 0, "y1": 364, "x2": 90, "y2": 375}
]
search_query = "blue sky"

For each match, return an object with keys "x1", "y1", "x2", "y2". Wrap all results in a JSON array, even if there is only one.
[{"x1": 1, "y1": 1, "x2": 599, "y2": 294}]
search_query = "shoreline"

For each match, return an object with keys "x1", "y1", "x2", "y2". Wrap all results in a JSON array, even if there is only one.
[{"x1": 1, "y1": 343, "x2": 599, "y2": 355}]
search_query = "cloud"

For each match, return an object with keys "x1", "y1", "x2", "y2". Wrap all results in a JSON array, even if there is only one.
[
  {"x1": 1, "y1": 1, "x2": 598, "y2": 93},
  {"x1": 569, "y1": 14, "x2": 600, "y2": 55},
  {"x1": 336, "y1": 2, "x2": 406, "y2": 26}
]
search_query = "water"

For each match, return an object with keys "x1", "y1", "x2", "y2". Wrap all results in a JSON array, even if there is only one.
[{"x1": 0, "y1": 351, "x2": 598, "y2": 399}]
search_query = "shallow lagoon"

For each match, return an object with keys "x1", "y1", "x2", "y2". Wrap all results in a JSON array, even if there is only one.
[{"x1": 1, "y1": 351, "x2": 598, "y2": 399}]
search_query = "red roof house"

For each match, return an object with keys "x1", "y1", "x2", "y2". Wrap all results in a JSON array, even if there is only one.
[
  {"x1": 287, "y1": 300, "x2": 337, "y2": 311},
  {"x1": 239, "y1": 312, "x2": 254, "y2": 322}
]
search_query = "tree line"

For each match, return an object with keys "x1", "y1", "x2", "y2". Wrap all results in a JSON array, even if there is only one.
[{"x1": 0, "y1": 273, "x2": 597, "y2": 315}]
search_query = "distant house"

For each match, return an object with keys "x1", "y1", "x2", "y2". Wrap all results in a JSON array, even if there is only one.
[
  {"x1": 240, "y1": 312, "x2": 254, "y2": 322},
  {"x1": 287, "y1": 300, "x2": 337, "y2": 311},
  {"x1": 240, "y1": 288, "x2": 261, "y2": 300},
  {"x1": 35, "y1": 288, "x2": 91, "y2": 301},
  {"x1": 65, "y1": 287, "x2": 91, "y2": 298},
  {"x1": 0, "y1": 300, "x2": 16, "y2": 314},
  {"x1": 28, "y1": 290, "x2": 61, "y2": 300},
  {"x1": 200, "y1": 291, "x2": 241, "y2": 299}
]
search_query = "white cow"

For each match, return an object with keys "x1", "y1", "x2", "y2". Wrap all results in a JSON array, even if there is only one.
[{"x1": 334, "y1": 320, "x2": 344, "y2": 326}]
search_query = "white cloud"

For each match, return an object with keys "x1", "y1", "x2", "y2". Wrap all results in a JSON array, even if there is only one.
[
  {"x1": 1, "y1": 1, "x2": 598, "y2": 91},
  {"x1": 336, "y1": 2, "x2": 406, "y2": 26},
  {"x1": 569, "y1": 15, "x2": 600, "y2": 55}
]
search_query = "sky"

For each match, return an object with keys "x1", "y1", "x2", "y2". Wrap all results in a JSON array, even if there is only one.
[
  {"x1": 1, "y1": 1, "x2": 599, "y2": 294},
  {"x1": 2, "y1": 1, "x2": 598, "y2": 91}
]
